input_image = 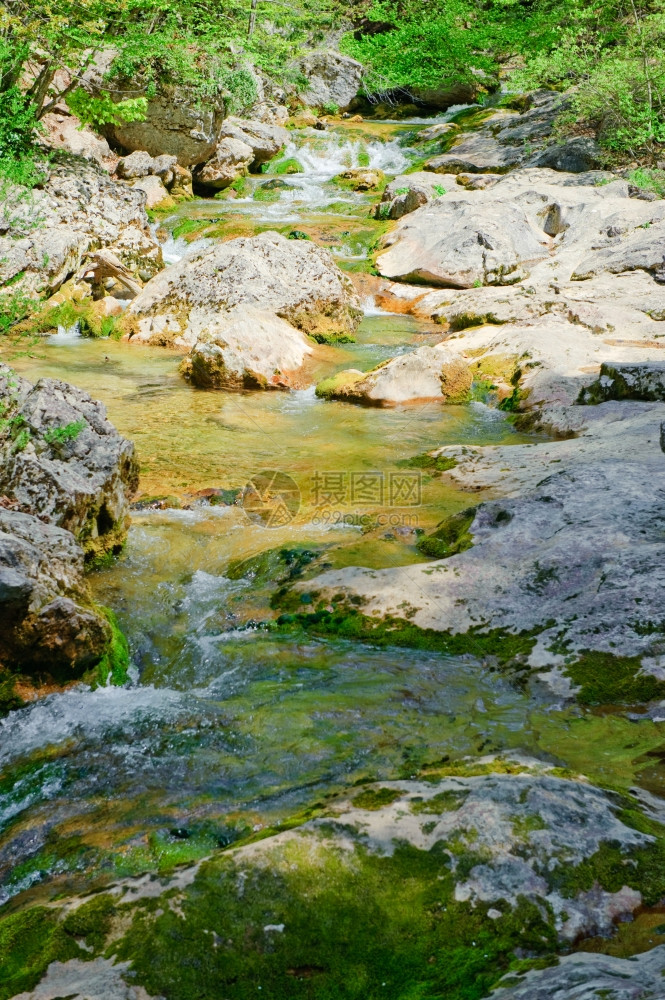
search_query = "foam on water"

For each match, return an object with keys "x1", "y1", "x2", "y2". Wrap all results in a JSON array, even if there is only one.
[{"x1": 0, "y1": 684, "x2": 190, "y2": 767}]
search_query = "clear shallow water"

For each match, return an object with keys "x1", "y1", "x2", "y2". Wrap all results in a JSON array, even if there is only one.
[{"x1": 1, "y1": 116, "x2": 558, "y2": 905}]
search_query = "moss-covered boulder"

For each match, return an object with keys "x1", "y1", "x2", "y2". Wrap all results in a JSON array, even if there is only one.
[
  {"x1": 3, "y1": 763, "x2": 663, "y2": 1000},
  {"x1": 315, "y1": 345, "x2": 472, "y2": 405}
]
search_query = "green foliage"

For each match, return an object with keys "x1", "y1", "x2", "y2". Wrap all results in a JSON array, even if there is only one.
[
  {"x1": 0, "y1": 86, "x2": 41, "y2": 157},
  {"x1": 322, "y1": 100, "x2": 340, "y2": 115},
  {"x1": 346, "y1": 1, "x2": 665, "y2": 159},
  {"x1": 628, "y1": 167, "x2": 665, "y2": 197},
  {"x1": 65, "y1": 88, "x2": 147, "y2": 128},
  {"x1": 43, "y1": 419, "x2": 87, "y2": 447}
]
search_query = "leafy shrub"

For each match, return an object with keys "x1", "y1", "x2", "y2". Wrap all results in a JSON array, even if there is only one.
[
  {"x1": 65, "y1": 89, "x2": 147, "y2": 128},
  {"x1": 0, "y1": 87, "x2": 41, "y2": 158}
]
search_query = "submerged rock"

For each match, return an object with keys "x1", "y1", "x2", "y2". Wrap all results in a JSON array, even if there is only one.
[{"x1": 124, "y1": 232, "x2": 362, "y2": 389}]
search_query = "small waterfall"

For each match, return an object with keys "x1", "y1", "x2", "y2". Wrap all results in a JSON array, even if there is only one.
[{"x1": 50, "y1": 320, "x2": 82, "y2": 343}]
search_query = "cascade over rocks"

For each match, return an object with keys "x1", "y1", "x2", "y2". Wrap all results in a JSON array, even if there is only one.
[
  {"x1": 0, "y1": 365, "x2": 138, "y2": 687},
  {"x1": 123, "y1": 232, "x2": 362, "y2": 389}
]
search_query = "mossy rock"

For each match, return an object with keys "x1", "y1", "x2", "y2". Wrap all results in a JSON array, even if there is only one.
[
  {"x1": 315, "y1": 370, "x2": 365, "y2": 399},
  {"x1": 417, "y1": 507, "x2": 477, "y2": 559},
  {"x1": 268, "y1": 157, "x2": 304, "y2": 175}
]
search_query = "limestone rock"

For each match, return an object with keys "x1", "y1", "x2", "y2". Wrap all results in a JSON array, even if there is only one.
[
  {"x1": 316, "y1": 344, "x2": 472, "y2": 405},
  {"x1": 0, "y1": 508, "x2": 111, "y2": 678},
  {"x1": 124, "y1": 232, "x2": 362, "y2": 389},
  {"x1": 107, "y1": 86, "x2": 224, "y2": 166},
  {"x1": 298, "y1": 402, "x2": 665, "y2": 664},
  {"x1": 116, "y1": 151, "x2": 154, "y2": 179},
  {"x1": 337, "y1": 168, "x2": 384, "y2": 191},
  {"x1": 529, "y1": 136, "x2": 603, "y2": 173},
  {"x1": 376, "y1": 198, "x2": 548, "y2": 287},
  {"x1": 131, "y1": 175, "x2": 172, "y2": 209},
  {"x1": 179, "y1": 309, "x2": 314, "y2": 391},
  {"x1": 0, "y1": 158, "x2": 162, "y2": 298},
  {"x1": 218, "y1": 117, "x2": 289, "y2": 168},
  {"x1": 0, "y1": 365, "x2": 139, "y2": 562},
  {"x1": 0, "y1": 365, "x2": 137, "y2": 684},
  {"x1": 581, "y1": 362, "x2": 665, "y2": 403},
  {"x1": 41, "y1": 112, "x2": 113, "y2": 168},
  {"x1": 297, "y1": 51, "x2": 363, "y2": 111},
  {"x1": 376, "y1": 171, "x2": 454, "y2": 219},
  {"x1": 194, "y1": 136, "x2": 255, "y2": 189},
  {"x1": 572, "y1": 221, "x2": 665, "y2": 281},
  {"x1": 492, "y1": 946, "x2": 665, "y2": 999}
]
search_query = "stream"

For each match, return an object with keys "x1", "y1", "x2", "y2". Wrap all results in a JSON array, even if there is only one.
[{"x1": 1, "y1": 111, "x2": 596, "y2": 908}]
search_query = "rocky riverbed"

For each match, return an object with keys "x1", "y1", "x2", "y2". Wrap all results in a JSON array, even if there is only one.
[{"x1": 2, "y1": 74, "x2": 665, "y2": 1000}]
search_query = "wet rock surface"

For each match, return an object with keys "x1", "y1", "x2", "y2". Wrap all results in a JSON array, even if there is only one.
[
  {"x1": 6, "y1": 764, "x2": 665, "y2": 999},
  {"x1": 316, "y1": 344, "x2": 472, "y2": 404},
  {"x1": 491, "y1": 946, "x2": 665, "y2": 999}
]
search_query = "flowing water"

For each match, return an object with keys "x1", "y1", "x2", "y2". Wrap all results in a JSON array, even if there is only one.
[{"x1": 0, "y1": 112, "x2": 631, "y2": 908}]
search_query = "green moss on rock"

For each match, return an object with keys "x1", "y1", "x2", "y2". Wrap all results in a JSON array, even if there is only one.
[
  {"x1": 112, "y1": 838, "x2": 557, "y2": 1000},
  {"x1": 93, "y1": 607, "x2": 131, "y2": 687},
  {"x1": 272, "y1": 606, "x2": 539, "y2": 669},
  {"x1": 565, "y1": 650, "x2": 665, "y2": 706},
  {"x1": 417, "y1": 507, "x2": 476, "y2": 559}
]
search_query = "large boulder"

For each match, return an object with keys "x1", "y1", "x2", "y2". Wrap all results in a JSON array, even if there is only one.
[
  {"x1": 194, "y1": 136, "x2": 255, "y2": 189},
  {"x1": 316, "y1": 344, "x2": 472, "y2": 405},
  {"x1": 0, "y1": 365, "x2": 137, "y2": 692},
  {"x1": 376, "y1": 196, "x2": 548, "y2": 287},
  {"x1": 297, "y1": 51, "x2": 363, "y2": 111},
  {"x1": 0, "y1": 508, "x2": 112, "y2": 681},
  {"x1": 0, "y1": 157, "x2": 162, "y2": 298},
  {"x1": 217, "y1": 116, "x2": 289, "y2": 168},
  {"x1": 124, "y1": 232, "x2": 362, "y2": 389},
  {"x1": 409, "y1": 80, "x2": 480, "y2": 110},
  {"x1": 107, "y1": 86, "x2": 225, "y2": 166},
  {"x1": 0, "y1": 366, "x2": 139, "y2": 563}
]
